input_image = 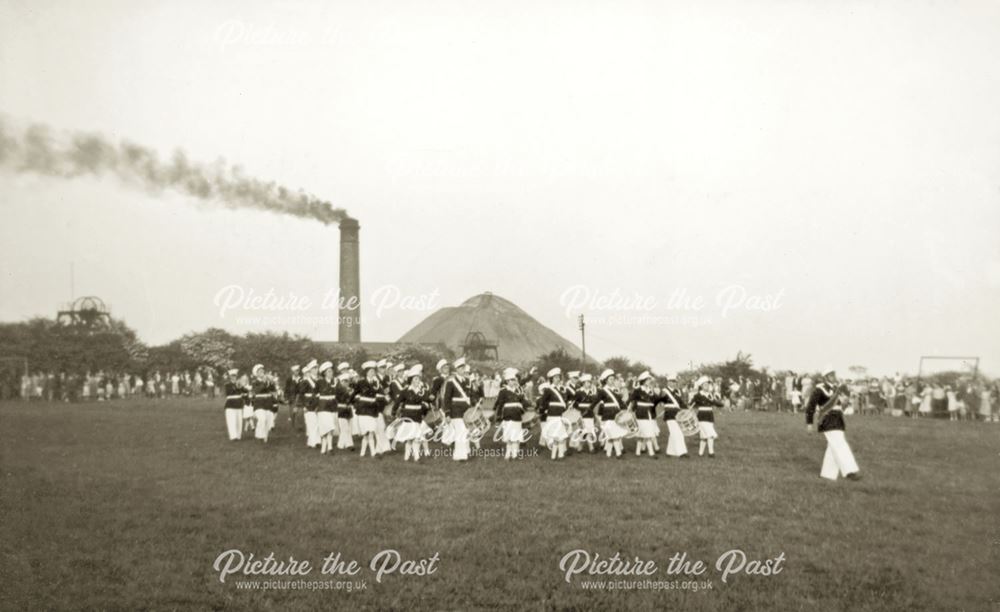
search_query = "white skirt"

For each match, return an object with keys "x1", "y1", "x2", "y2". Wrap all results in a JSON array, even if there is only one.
[
  {"x1": 317, "y1": 411, "x2": 337, "y2": 437},
  {"x1": 356, "y1": 415, "x2": 377, "y2": 435},
  {"x1": 699, "y1": 421, "x2": 718, "y2": 440},
  {"x1": 501, "y1": 421, "x2": 524, "y2": 443},
  {"x1": 580, "y1": 417, "x2": 597, "y2": 436},
  {"x1": 542, "y1": 416, "x2": 569, "y2": 443},
  {"x1": 242, "y1": 405, "x2": 254, "y2": 419},
  {"x1": 394, "y1": 420, "x2": 423, "y2": 442},
  {"x1": 601, "y1": 419, "x2": 627, "y2": 441},
  {"x1": 420, "y1": 421, "x2": 433, "y2": 439},
  {"x1": 665, "y1": 420, "x2": 688, "y2": 456},
  {"x1": 337, "y1": 417, "x2": 354, "y2": 448},
  {"x1": 225, "y1": 408, "x2": 242, "y2": 441},
  {"x1": 350, "y1": 415, "x2": 361, "y2": 435},
  {"x1": 637, "y1": 418, "x2": 659, "y2": 439}
]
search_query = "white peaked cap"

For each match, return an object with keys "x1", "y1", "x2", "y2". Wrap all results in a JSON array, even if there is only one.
[
  {"x1": 393, "y1": 363, "x2": 406, "y2": 372},
  {"x1": 503, "y1": 368, "x2": 518, "y2": 380},
  {"x1": 547, "y1": 367, "x2": 562, "y2": 378},
  {"x1": 436, "y1": 359, "x2": 449, "y2": 371},
  {"x1": 580, "y1": 373, "x2": 593, "y2": 382},
  {"x1": 337, "y1": 362, "x2": 350, "y2": 372},
  {"x1": 252, "y1": 364, "x2": 264, "y2": 374},
  {"x1": 637, "y1": 371, "x2": 651, "y2": 383},
  {"x1": 567, "y1": 371, "x2": 580, "y2": 379},
  {"x1": 319, "y1": 361, "x2": 333, "y2": 374},
  {"x1": 361, "y1": 361, "x2": 377, "y2": 371},
  {"x1": 302, "y1": 359, "x2": 318, "y2": 372},
  {"x1": 453, "y1": 357, "x2": 466, "y2": 368},
  {"x1": 695, "y1": 375, "x2": 712, "y2": 389},
  {"x1": 599, "y1": 369, "x2": 614, "y2": 382}
]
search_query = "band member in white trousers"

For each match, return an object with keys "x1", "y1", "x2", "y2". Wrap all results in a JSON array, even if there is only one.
[
  {"x1": 660, "y1": 375, "x2": 688, "y2": 458},
  {"x1": 806, "y1": 367, "x2": 861, "y2": 481},
  {"x1": 223, "y1": 368, "x2": 244, "y2": 441},
  {"x1": 442, "y1": 358, "x2": 473, "y2": 461},
  {"x1": 300, "y1": 360, "x2": 320, "y2": 448}
]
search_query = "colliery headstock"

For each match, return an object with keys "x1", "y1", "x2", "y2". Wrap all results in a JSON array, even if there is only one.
[{"x1": 57, "y1": 296, "x2": 112, "y2": 330}]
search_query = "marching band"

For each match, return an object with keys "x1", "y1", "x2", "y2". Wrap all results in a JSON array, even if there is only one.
[{"x1": 221, "y1": 358, "x2": 862, "y2": 480}]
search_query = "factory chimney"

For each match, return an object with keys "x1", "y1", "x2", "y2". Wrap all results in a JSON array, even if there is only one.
[{"x1": 338, "y1": 218, "x2": 361, "y2": 342}]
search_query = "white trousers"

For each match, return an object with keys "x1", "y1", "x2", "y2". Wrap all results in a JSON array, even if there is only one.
[
  {"x1": 254, "y1": 410, "x2": 274, "y2": 440},
  {"x1": 821, "y1": 430, "x2": 859, "y2": 480},
  {"x1": 665, "y1": 420, "x2": 687, "y2": 456},
  {"x1": 374, "y1": 414, "x2": 391, "y2": 454},
  {"x1": 337, "y1": 417, "x2": 354, "y2": 448},
  {"x1": 304, "y1": 411, "x2": 319, "y2": 447},
  {"x1": 225, "y1": 409, "x2": 242, "y2": 440},
  {"x1": 450, "y1": 419, "x2": 470, "y2": 460}
]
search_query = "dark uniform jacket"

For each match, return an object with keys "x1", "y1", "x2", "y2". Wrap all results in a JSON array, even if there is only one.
[
  {"x1": 805, "y1": 382, "x2": 846, "y2": 432},
  {"x1": 298, "y1": 378, "x2": 318, "y2": 411},
  {"x1": 495, "y1": 387, "x2": 526, "y2": 421},
  {"x1": 252, "y1": 378, "x2": 277, "y2": 412},
  {"x1": 316, "y1": 377, "x2": 338, "y2": 412},
  {"x1": 335, "y1": 382, "x2": 354, "y2": 419},
  {"x1": 574, "y1": 389, "x2": 599, "y2": 418},
  {"x1": 396, "y1": 388, "x2": 433, "y2": 423},
  {"x1": 442, "y1": 376, "x2": 473, "y2": 419},
  {"x1": 631, "y1": 387, "x2": 657, "y2": 420},
  {"x1": 224, "y1": 381, "x2": 245, "y2": 409},
  {"x1": 537, "y1": 383, "x2": 568, "y2": 419},
  {"x1": 597, "y1": 386, "x2": 624, "y2": 420},
  {"x1": 353, "y1": 378, "x2": 382, "y2": 417},
  {"x1": 659, "y1": 386, "x2": 686, "y2": 421},
  {"x1": 691, "y1": 392, "x2": 723, "y2": 423}
]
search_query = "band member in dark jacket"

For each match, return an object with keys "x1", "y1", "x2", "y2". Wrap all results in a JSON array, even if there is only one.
[
  {"x1": 495, "y1": 368, "x2": 527, "y2": 460},
  {"x1": 805, "y1": 367, "x2": 861, "y2": 481},
  {"x1": 442, "y1": 358, "x2": 472, "y2": 461},
  {"x1": 223, "y1": 368, "x2": 244, "y2": 441},
  {"x1": 660, "y1": 375, "x2": 689, "y2": 458},
  {"x1": 335, "y1": 371, "x2": 355, "y2": 450},
  {"x1": 631, "y1": 372, "x2": 659, "y2": 458},
  {"x1": 574, "y1": 374, "x2": 600, "y2": 453},
  {"x1": 596, "y1": 369, "x2": 627, "y2": 458},
  {"x1": 395, "y1": 365, "x2": 434, "y2": 462},
  {"x1": 284, "y1": 365, "x2": 302, "y2": 431},
  {"x1": 353, "y1": 361, "x2": 382, "y2": 458},
  {"x1": 251, "y1": 364, "x2": 277, "y2": 443},
  {"x1": 538, "y1": 368, "x2": 570, "y2": 460},
  {"x1": 299, "y1": 360, "x2": 320, "y2": 448},
  {"x1": 316, "y1": 362, "x2": 338, "y2": 455},
  {"x1": 691, "y1": 376, "x2": 723, "y2": 457}
]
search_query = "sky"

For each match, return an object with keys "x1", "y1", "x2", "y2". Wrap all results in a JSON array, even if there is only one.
[{"x1": 1, "y1": 0, "x2": 999, "y2": 377}]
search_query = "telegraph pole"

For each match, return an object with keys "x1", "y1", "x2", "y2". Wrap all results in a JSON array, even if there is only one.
[{"x1": 578, "y1": 314, "x2": 586, "y2": 372}]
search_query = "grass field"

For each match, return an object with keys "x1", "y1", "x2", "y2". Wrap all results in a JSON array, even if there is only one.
[{"x1": 1, "y1": 399, "x2": 997, "y2": 611}]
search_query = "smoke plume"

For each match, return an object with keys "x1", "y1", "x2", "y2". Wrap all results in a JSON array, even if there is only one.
[{"x1": 0, "y1": 117, "x2": 350, "y2": 225}]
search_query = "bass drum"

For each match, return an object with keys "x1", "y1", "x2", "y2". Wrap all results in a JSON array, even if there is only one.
[{"x1": 675, "y1": 408, "x2": 701, "y2": 437}]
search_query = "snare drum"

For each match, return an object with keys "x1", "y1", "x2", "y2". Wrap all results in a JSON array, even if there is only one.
[
  {"x1": 614, "y1": 410, "x2": 639, "y2": 437},
  {"x1": 522, "y1": 410, "x2": 539, "y2": 428}
]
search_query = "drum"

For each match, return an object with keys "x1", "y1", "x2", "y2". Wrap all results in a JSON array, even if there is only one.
[
  {"x1": 424, "y1": 408, "x2": 443, "y2": 426},
  {"x1": 463, "y1": 406, "x2": 490, "y2": 437},
  {"x1": 614, "y1": 410, "x2": 639, "y2": 437},
  {"x1": 676, "y1": 408, "x2": 700, "y2": 437},
  {"x1": 522, "y1": 410, "x2": 539, "y2": 428},
  {"x1": 561, "y1": 408, "x2": 582, "y2": 427}
]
